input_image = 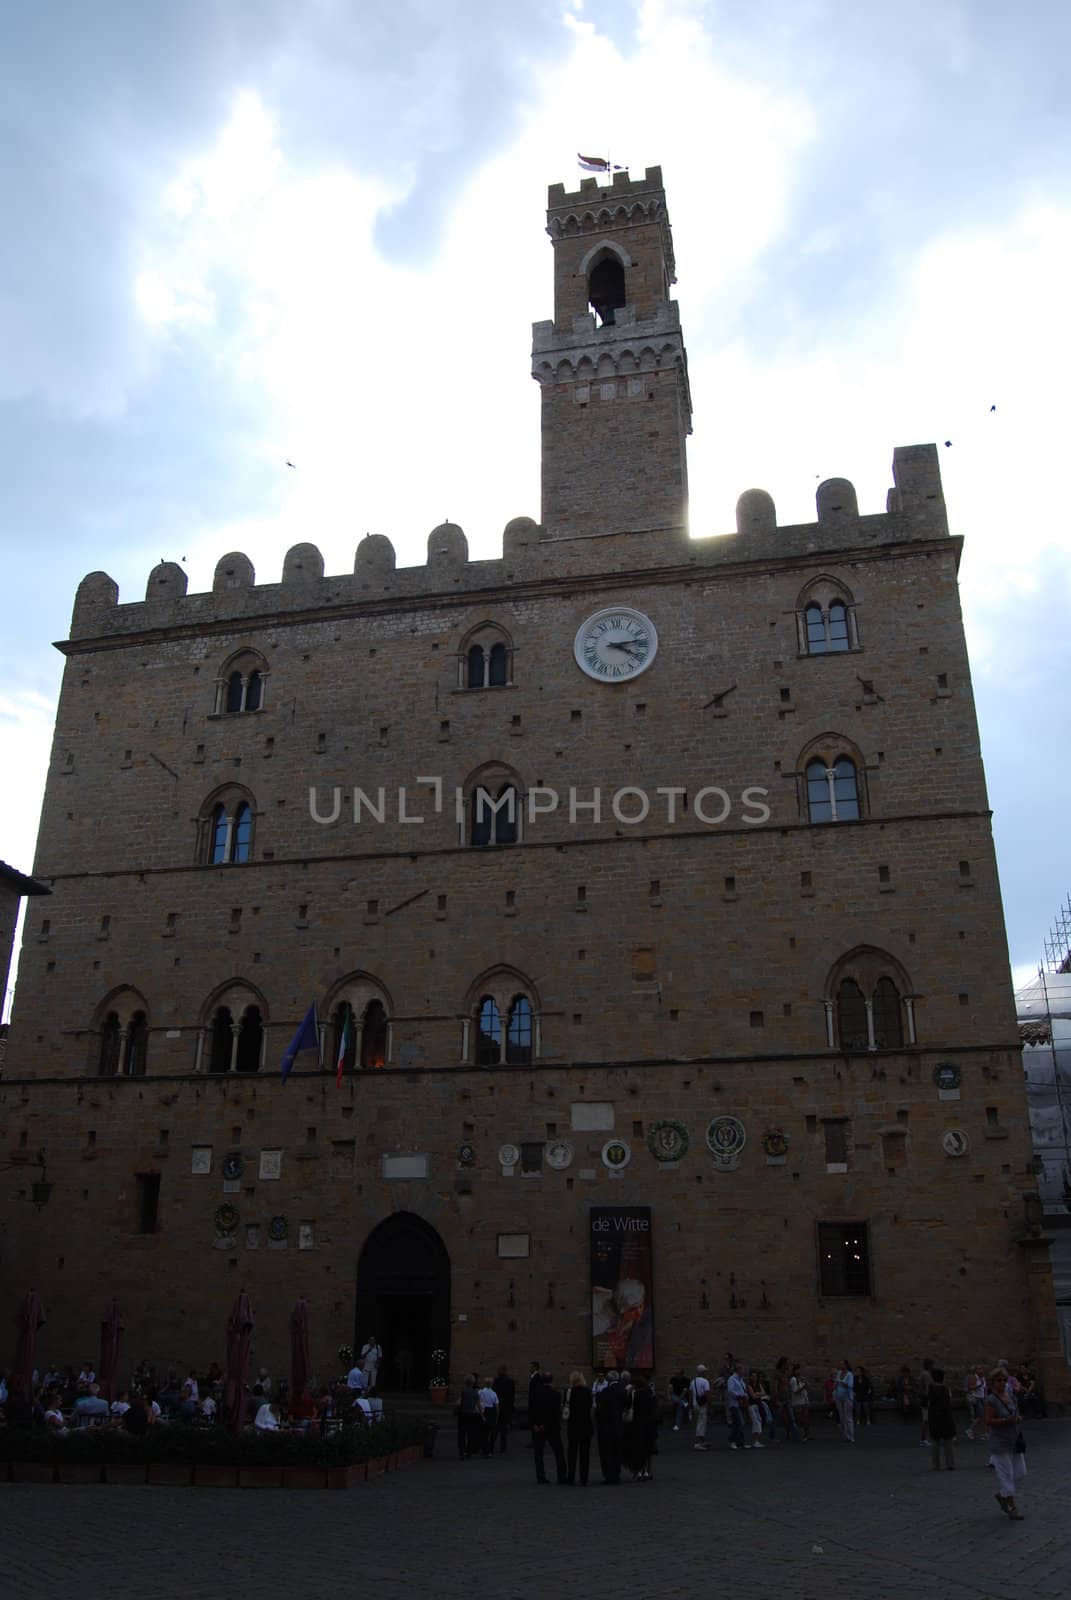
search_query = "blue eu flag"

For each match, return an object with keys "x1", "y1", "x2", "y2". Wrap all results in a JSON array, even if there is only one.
[{"x1": 281, "y1": 1002, "x2": 319, "y2": 1083}]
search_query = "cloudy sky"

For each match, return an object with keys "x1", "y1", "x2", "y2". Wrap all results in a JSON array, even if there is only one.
[{"x1": 2, "y1": 0, "x2": 1069, "y2": 1015}]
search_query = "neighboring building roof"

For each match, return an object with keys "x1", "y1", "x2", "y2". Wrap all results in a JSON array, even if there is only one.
[{"x1": 0, "y1": 860, "x2": 50, "y2": 897}]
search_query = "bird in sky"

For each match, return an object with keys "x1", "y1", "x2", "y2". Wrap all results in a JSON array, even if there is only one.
[{"x1": 286, "y1": 460, "x2": 297, "y2": 468}]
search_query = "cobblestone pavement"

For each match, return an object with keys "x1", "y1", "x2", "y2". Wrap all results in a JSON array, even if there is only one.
[{"x1": 4, "y1": 1419, "x2": 1070, "y2": 1600}]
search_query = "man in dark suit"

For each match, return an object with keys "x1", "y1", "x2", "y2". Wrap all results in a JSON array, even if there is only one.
[
  {"x1": 595, "y1": 1368, "x2": 626, "y2": 1484},
  {"x1": 530, "y1": 1370, "x2": 567, "y2": 1484},
  {"x1": 493, "y1": 1363, "x2": 516, "y2": 1453}
]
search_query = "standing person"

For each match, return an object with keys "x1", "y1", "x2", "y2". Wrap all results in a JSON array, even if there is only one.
[
  {"x1": 834, "y1": 1361, "x2": 855, "y2": 1442},
  {"x1": 565, "y1": 1370, "x2": 594, "y2": 1485},
  {"x1": 360, "y1": 1335, "x2": 382, "y2": 1390},
  {"x1": 726, "y1": 1362, "x2": 749, "y2": 1451},
  {"x1": 985, "y1": 1368, "x2": 1026, "y2": 1519},
  {"x1": 530, "y1": 1370, "x2": 566, "y2": 1485},
  {"x1": 897, "y1": 1365, "x2": 916, "y2": 1423},
  {"x1": 595, "y1": 1369, "x2": 626, "y2": 1484},
  {"x1": 689, "y1": 1363, "x2": 711, "y2": 1451},
  {"x1": 965, "y1": 1363, "x2": 987, "y2": 1442},
  {"x1": 477, "y1": 1376, "x2": 499, "y2": 1457},
  {"x1": 457, "y1": 1374, "x2": 481, "y2": 1460},
  {"x1": 623, "y1": 1373, "x2": 656, "y2": 1481},
  {"x1": 668, "y1": 1367, "x2": 689, "y2": 1432},
  {"x1": 789, "y1": 1364, "x2": 811, "y2": 1441},
  {"x1": 493, "y1": 1363, "x2": 516, "y2": 1453},
  {"x1": 855, "y1": 1365, "x2": 875, "y2": 1428},
  {"x1": 918, "y1": 1358, "x2": 934, "y2": 1446},
  {"x1": 745, "y1": 1370, "x2": 767, "y2": 1449},
  {"x1": 927, "y1": 1367, "x2": 956, "y2": 1471},
  {"x1": 773, "y1": 1357, "x2": 800, "y2": 1442}
]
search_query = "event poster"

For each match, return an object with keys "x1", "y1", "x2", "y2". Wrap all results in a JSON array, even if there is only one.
[{"x1": 590, "y1": 1206, "x2": 654, "y2": 1371}]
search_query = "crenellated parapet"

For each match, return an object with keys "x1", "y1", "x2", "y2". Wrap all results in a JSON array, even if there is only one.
[
  {"x1": 546, "y1": 166, "x2": 676, "y2": 283},
  {"x1": 64, "y1": 447, "x2": 949, "y2": 644},
  {"x1": 531, "y1": 301, "x2": 691, "y2": 431}
]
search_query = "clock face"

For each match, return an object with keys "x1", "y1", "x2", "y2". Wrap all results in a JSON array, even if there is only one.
[{"x1": 574, "y1": 607, "x2": 658, "y2": 682}]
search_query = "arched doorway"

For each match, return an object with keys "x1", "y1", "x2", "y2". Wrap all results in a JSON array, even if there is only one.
[{"x1": 356, "y1": 1213, "x2": 450, "y2": 1391}]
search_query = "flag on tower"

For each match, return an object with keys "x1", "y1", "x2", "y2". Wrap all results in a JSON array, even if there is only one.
[
  {"x1": 280, "y1": 1001, "x2": 319, "y2": 1083},
  {"x1": 335, "y1": 1007, "x2": 351, "y2": 1088},
  {"x1": 577, "y1": 153, "x2": 625, "y2": 174}
]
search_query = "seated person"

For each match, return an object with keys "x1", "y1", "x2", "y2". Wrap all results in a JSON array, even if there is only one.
[
  {"x1": 176, "y1": 1381, "x2": 199, "y2": 1423},
  {"x1": 43, "y1": 1392, "x2": 68, "y2": 1436},
  {"x1": 122, "y1": 1396, "x2": 151, "y2": 1435},
  {"x1": 74, "y1": 1382, "x2": 111, "y2": 1424},
  {"x1": 254, "y1": 1399, "x2": 284, "y2": 1432},
  {"x1": 199, "y1": 1393, "x2": 217, "y2": 1422},
  {"x1": 346, "y1": 1362, "x2": 367, "y2": 1392},
  {"x1": 110, "y1": 1389, "x2": 132, "y2": 1420},
  {"x1": 352, "y1": 1395, "x2": 374, "y2": 1424},
  {"x1": 289, "y1": 1387, "x2": 316, "y2": 1428}
]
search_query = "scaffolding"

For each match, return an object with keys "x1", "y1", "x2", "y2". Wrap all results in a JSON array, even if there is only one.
[{"x1": 1018, "y1": 897, "x2": 1071, "y2": 1363}]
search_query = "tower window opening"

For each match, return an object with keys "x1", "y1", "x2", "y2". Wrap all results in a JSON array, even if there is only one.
[{"x1": 588, "y1": 255, "x2": 626, "y2": 327}]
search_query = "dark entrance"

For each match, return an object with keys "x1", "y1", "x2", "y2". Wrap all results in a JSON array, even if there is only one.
[{"x1": 356, "y1": 1212, "x2": 450, "y2": 1391}]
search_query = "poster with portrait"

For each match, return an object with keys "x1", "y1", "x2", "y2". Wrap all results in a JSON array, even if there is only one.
[{"x1": 590, "y1": 1206, "x2": 654, "y2": 1371}]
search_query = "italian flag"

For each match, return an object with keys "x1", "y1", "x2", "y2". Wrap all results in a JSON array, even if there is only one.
[{"x1": 336, "y1": 1009, "x2": 351, "y2": 1087}]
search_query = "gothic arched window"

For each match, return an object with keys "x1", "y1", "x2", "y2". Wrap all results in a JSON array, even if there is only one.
[
  {"x1": 235, "y1": 1005, "x2": 263, "y2": 1073},
  {"x1": 505, "y1": 996, "x2": 533, "y2": 1065},
  {"x1": 475, "y1": 997, "x2": 502, "y2": 1066},
  {"x1": 200, "y1": 791, "x2": 256, "y2": 865},
  {"x1": 797, "y1": 578, "x2": 858, "y2": 655},
  {"x1": 360, "y1": 1000, "x2": 388, "y2": 1070},
  {"x1": 872, "y1": 976, "x2": 904, "y2": 1049},
  {"x1": 98, "y1": 1012, "x2": 121, "y2": 1077},
  {"x1": 208, "y1": 1006, "x2": 233, "y2": 1073},
  {"x1": 216, "y1": 649, "x2": 268, "y2": 715},
  {"x1": 588, "y1": 254, "x2": 626, "y2": 326},
  {"x1": 806, "y1": 756, "x2": 860, "y2": 823},
  {"x1": 123, "y1": 1010, "x2": 148, "y2": 1077},
  {"x1": 836, "y1": 980, "x2": 869, "y2": 1052},
  {"x1": 459, "y1": 624, "x2": 514, "y2": 690}
]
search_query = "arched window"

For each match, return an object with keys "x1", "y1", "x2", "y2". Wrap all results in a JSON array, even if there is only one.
[
  {"x1": 332, "y1": 1002, "x2": 357, "y2": 1077},
  {"x1": 208, "y1": 1006, "x2": 233, "y2": 1073},
  {"x1": 467, "y1": 645, "x2": 486, "y2": 689},
  {"x1": 98, "y1": 1012, "x2": 121, "y2": 1077},
  {"x1": 806, "y1": 757, "x2": 860, "y2": 823},
  {"x1": 235, "y1": 1005, "x2": 263, "y2": 1073},
  {"x1": 464, "y1": 968, "x2": 541, "y2": 1066},
  {"x1": 588, "y1": 254, "x2": 626, "y2": 326},
  {"x1": 458, "y1": 624, "x2": 513, "y2": 690},
  {"x1": 872, "y1": 976, "x2": 904, "y2": 1048},
  {"x1": 828, "y1": 601, "x2": 849, "y2": 651},
  {"x1": 470, "y1": 784, "x2": 519, "y2": 847},
  {"x1": 200, "y1": 791, "x2": 256, "y2": 865},
  {"x1": 836, "y1": 980, "x2": 869, "y2": 1051},
  {"x1": 488, "y1": 642, "x2": 508, "y2": 687},
  {"x1": 232, "y1": 803, "x2": 252, "y2": 863},
  {"x1": 797, "y1": 579, "x2": 858, "y2": 655},
  {"x1": 215, "y1": 650, "x2": 268, "y2": 715},
  {"x1": 123, "y1": 1010, "x2": 148, "y2": 1077},
  {"x1": 210, "y1": 805, "x2": 229, "y2": 864},
  {"x1": 475, "y1": 997, "x2": 502, "y2": 1066},
  {"x1": 225, "y1": 671, "x2": 244, "y2": 713},
  {"x1": 360, "y1": 1000, "x2": 388, "y2": 1069},
  {"x1": 826, "y1": 948, "x2": 916, "y2": 1052},
  {"x1": 505, "y1": 996, "x2": 533, "y2": 1065}
]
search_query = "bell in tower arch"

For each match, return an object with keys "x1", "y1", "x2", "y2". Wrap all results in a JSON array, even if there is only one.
[{"x1": 587, "y1": 253, "x2": 626, "y2": 326}]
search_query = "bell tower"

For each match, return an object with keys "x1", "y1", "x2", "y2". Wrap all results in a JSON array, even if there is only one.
[{"x1": 531, "y1": 166, "x2": 692, "y2": 538}]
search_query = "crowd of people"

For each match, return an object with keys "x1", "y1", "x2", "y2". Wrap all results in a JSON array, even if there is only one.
[{"x1": 0, "y1": 1333, "x2": 391, "y2": 1440}]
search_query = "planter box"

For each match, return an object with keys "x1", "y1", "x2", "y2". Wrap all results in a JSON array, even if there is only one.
[
  {"x1": 282, "y1": 1467, "x2": 327, "y2": 1490},
  {"x1": 386, "y1": 1451, "x2": 401, "y2": 1471},
  {"x1": 404, "y1": 1444, "x2": 424, "y2": 1466},
  {"x1": 194, "y1": 1465, "x2": 239, "y2": 1487},
  {"x1": 104, "y1": 1464, "x2": 148, "y2": 1485},
  {"x1": 366, "y1": 1455, "x2": 387, "y2": 1479},
  {"x1": 58, "y1": 1463, "x2": 103, "y2": 1484},
  {"x1": 238, "y1": 1466, "x2": 283, "y2": 1488},
  {"x1": 12, "y1": 1462, "x2": 56, "y2": 1484},
  {"x1": 148, "y1": 1463, "x2": 194, "y2": 1487}
]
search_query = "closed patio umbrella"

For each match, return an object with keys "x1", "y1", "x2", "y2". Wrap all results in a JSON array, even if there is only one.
[
  {"x1": 98, "y1": 1298, "x2": 124, "y2": 1403},
  {"x1": 224, "y1": 1290, "x2": 255, "y2": 1434},
  {"x1": 290, "y1": 1297, "x2": 311, "y2": 1403},
  {"x1": 12, "y1": 1289, "x2": 45, "y2": 1391}
]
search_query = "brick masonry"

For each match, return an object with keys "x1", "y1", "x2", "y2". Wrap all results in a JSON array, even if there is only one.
[{"x1": 2, "y1": 168, "x2": 1065, "y2": 1400}]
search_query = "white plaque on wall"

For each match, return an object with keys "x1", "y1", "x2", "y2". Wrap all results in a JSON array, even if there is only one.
[
  {"x1": 259, "y1": 1149, "x2": 282, "y2": 1181},
  {"x1": 382, "y1": 1153, "x2": 429, "y2": 1180},
  {"x1": 298, "y1": 1222, "x2": 314, "y2": 1250},
  {"x1": 497, "y1": 1233, "x2": 530, "y2": 1258},
  {"x1": 570, "y1": 1102, "x2": 614, "y2": 1132},
  {"x1": 191, "y1": 1147, "x2": 212, "y2": 1175}
]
